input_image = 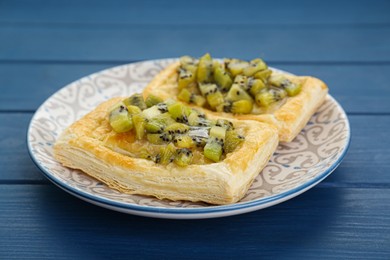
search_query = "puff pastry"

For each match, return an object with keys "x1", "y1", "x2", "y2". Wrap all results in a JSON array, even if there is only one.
[
  {"x1": 143, "y1": 61, "x2": 328, "y2": 142},
  {"x1": 54, "y1": 97, "x2": 279, "y2": 205}
]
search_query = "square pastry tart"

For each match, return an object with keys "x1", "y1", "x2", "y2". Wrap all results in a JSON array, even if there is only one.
[
  {"x1": 143, "y1": 54, "x2": 328, "y2": 142},
  {"x1": 54, "y1": 95, "x2": 278, "y2": 205}
]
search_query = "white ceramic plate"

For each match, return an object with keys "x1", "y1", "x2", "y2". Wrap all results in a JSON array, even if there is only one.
[{"x1": 27, "y1": 59, "x2": 350, "y2": 219}]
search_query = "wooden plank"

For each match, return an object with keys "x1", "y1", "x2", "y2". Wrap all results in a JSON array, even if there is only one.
[
  {"x1": 2, "y1": 114, "x2": 389, "y2": 185},
  {"x1": 1, "y1": 63, "x2": 390, "y2": 113},
  {"x1": 1, "y1": 0, "x2": 389, "y2": 25},
  {"x1": 0, "y1": 26, "x2": 390, "y2": 62},
  {"x1": 0, "y1": 185, "x2": 389, "y2": 258}
]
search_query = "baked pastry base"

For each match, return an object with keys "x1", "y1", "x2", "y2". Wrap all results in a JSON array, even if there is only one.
[
  {"x1": 143, "y1": 61, "x2": 328, "y2": 142},
  {"x1": 54, "y1": 97, "x2": 279, "y2": 205}
]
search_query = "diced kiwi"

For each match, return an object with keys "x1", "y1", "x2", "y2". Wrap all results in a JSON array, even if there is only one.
[
  {"x1": 243, "y1": 58, "x2": 267, "y2": 76},
  {"x1": 173, "y1": 135, "x2": 195, "y2": 148},
  {"x1": 204, "y1": 139, "x2": 223, "y2": 162},
  {"x1": 142, "y1": 106, "x2": 162, "y2": 119},
  {"x1": 156, "y1": 103, "x2": 169, "y2": 113},
  {"x1": 247, "y1": 77, "x2": 266, "y2": 96},
  {"x1": 226, "y1": 84, "x2": 253, "y2": 102},
  {"x1": 146, "y1": 133, "x2": 165, "y2": 144},
  {"x1": 234, "y1": 75, "x2": 248, "y2": 90},
  {"x1": 192, "y1": 94, "x2": 206, "y2": 107},
  {"x1": 164, "y1": 123, "x2": 190, "y2": 135},
  {"x1": 180, "y1": 56, "x2": 198, "y2": 67},
  {"x1": 109, "y1": 103, "x2": 133, "y2": 133},
  {"x1": 226, "y1": 59, "x2": 249, "y2": 77},
  {"x1": 123, "y1": 94, "x2": 147, "y2": 110},
  {"x1": 198, "y1": 83, "x2": 217, "y2": 97},
  {"x1": 224, "y1": 130, "x2": 245, "y2": 154},
  {"x1": 216, "y1": 101, "x2": 233, "y2": 113},
  {"x1": 132, "y1": 114, "x2": 146, "y2": 140},
  {"x1": 174, "y1": 148, "x2": 193, "y2": 167},
  {"x1": 213, "y1": 62, "x2": 233, "y2": 91},
  {"x1": 188, "y1": 112, "x2": 211, "y2": 127},
  {"x1": 188, "y1": 127, "x2": 209, "y2": 147},
  {"x1": 126, "y1": 105, "x2": 142, "y2": 115},
  {"x1": 231, "y1": 100, "x2": 253, "y2": 114},
  {"x1": 254, "y1": 69, "x2": 272, "y2": 82},
  {"x1": 159, "y1": 143, "x2": 176, "y2": 165},
  {"x1": 145, "y1": 118, "x2": 165, "y2": 133},
  {"x1": 177, "y1": 88, "x2": 192, "y2": 103},
  {"x1": 167, "y1": 102, "x2": 192, "y2": 123},
  {"x1": 145, "y1": 94, "x2": 163, "y2": 108},
  {"x1": 178, "y1": 68, "x2": 197, "y2": 90},
  {"x1": 215, "y1": 119, "x2": 234, "y2": 130},
  {"x1": 206, "y1": 90, "x2": 225, "y2": 109},
  {"x1": 255, "y1": 88, "x2": 286, "y2": 108},
  {"x1": 209, "y1": 126, "x2": 226, "y2": 142},
  {"x1": 197, "y1": 53, "x2": 213, "y2": 83},
  {"x1": 269, "y1": 75, "x2": 302, "y2": 97}
]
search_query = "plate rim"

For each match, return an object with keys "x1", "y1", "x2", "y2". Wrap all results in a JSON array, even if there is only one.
[{"x1": 27, "y1": 59, "x2": 351, "y2": 217}]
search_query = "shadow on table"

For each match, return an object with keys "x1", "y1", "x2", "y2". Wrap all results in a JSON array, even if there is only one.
[{"x1": 37, "y1": 185, "x2": 343, "y2": 259}]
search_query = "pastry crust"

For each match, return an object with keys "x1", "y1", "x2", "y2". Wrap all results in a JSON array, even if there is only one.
[
  {"x1": 54, "y1": 97, "x2": 279, "y2": 205},
  {"x1": 143, "y1": 61, "x2": 328, "y2": 142}
]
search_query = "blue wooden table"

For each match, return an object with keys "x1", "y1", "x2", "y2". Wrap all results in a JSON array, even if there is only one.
[{"x1": 1, "y1": 0, "x2": 390, "y2": 258}]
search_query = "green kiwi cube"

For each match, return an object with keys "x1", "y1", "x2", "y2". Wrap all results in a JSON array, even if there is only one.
[
  {"x1": 204, "y1": 139, "x2": 223, "y2": 162},
  {"x1": 226, "y1": 84, "x2": 253, "y2": 102},
  {"x1": 197, "y1": 53, "x2": 213, "y2": 83},
  {"x1": 231, "y1": 100, "x2": 253, "y2": 114},
  {"x1": 132, "y1": 114, "x2": 146, "y2": 140},
  {"x1": 215, "y1": 119, "x2": 234, "y2": 130},
  {"x1": 142, "y1": 106, "x2": 162, "y2": 120},
  {"x1": 145, "y1": 94, "x2": 163, "y2": 108},
  {"x1": 160, "y1": 143, "x2": 176, "y2": 165},
  {"x1": 109, "y1": 103, "x2": 133, "y2": 133},
  {"x1": 173, "y1": 135, "x2": 195, "y2": 148},
  {"x1": 177, "y1": 88, "x2": 192, "y2": 103},
  {"x1": 224, "y1": 130, "x2": 245, "y2": 154},
  {"x1": 254, "y1": 69, "x2": 272, "y2": 81},
  {"x1": 192, "y1": 94, "x2": 206, "y2": 107},
  {"x1": 126, "y1": 105, "x2": 142, "y2": 115},
  {"x1": 174, "y1": 148, "x2": 193, "y2": 167},
  {"x1": 248, "y1": 78, "x2": 266, "y2": 96},
  {"x1": 123, "y1": 94, "x2": 147, "y2": 110},
  {"x1": 164, "y1": 122, "x2": 190, "y2": 134},
  {"x1": 209, "y1": 126, "x2": 226, "y2": 142},
  {"x1": 206, "y1": 91, "x2": 225, "y2": 109},
  {"x1": 178, "y1": 68, "x2": 196, "y2": 90},
  {"x1": 226, "y1": 59, "x2": 249, "y2": 77},
  {"x1": 213, "y1": 62, "x2": 233, "y2": 91},
  {"x1": 243, "y1": 58, "x2": 267, "y2": 76},
  {"x1": 255, "y1": 91, "x2": 276, "y2": 107},
  {"x1": 167, "y1": 102, "x2": 192, "y2": 122}
]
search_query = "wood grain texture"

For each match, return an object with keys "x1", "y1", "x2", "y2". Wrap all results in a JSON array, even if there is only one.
[
  {"x1": 1, "y1": 63, "x2": 390, "y2": 113},
  {"x1": 0, "y1": 185, "x2": 389, "y2": 259},
  {"x1": 1, "y1": 0, "x2": 389, "y2": 25},
  {"x1": 0, "y1": 26, "x2": 389, "y2": 62},
  {"x1": 2, "y1": 114, "x2": 389, "y2": 186}
]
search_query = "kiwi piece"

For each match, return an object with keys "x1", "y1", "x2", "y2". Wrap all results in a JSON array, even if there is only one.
[
  {"x1": 142, "y1": 105, "x2": 162, "y2": 120},
  {"x1": 145, "y1": 118, "x2": 165, "y2": 133},
  {"x1": 165, "y1": 123, "x2": 190, "y2": 135},
  {"x1": 216, "y1": 101, "x2": 233, "y2": 113},
  {"x1": 206, "y1": 90, "x2": 225, "y2": 109},
  {"x1": 269, "y1": 75, "x2": 302, "y2": 97},
  {"x1": 255, "y1": 88, "x2": 286, "y2": 108},
  {"x1": 146, "y1": 133, "x2": 165, "y2": 145},
  {"x1": 132, "y1": 114, "x2": 146, "y2": 140},
  {"x1": 145, "y1": 95, "x2": 163, "y2": 108},
  {"x1": 215, "y1": 119, "x2": 234, "y2": 130},
  {"x1": 109, "y1": 103, "x2": 133, "y2": 133},
  {"x1": 188, "y1": 112, "x2": 211, "y2": 127},
  {"x1": 174, "y1": 148, "x2": 193, "y2": 167},
  {"x1": 224, "y1": 130, "x2": 245, "y2": 154},
  {"x1": 231, "y1": 100, "x2": 253, "y2": 114},
  {"x1": 254, "y1": 69, "x2": 272, "y2": 82},
  {"x1": 167, "y1": 102, "x2": 192, "y2": 123},
  {"x1": 177, "y1": 88, "x2": 192, "y2": 103},
  {"x1": 198, "y1": 83, "x2": 217, "y2": 97},
  {"x1": 180, "y1": 56, "x2": 198, "y2": 67},
  {"x1": 123, "y1": 94, "x2": 147, "y2": 110},
  {"x1": 173, "y1": 135, "x2": 195, "y2": 148},
  {"x1": 225, "y1": 59, "x2": 249, "y2": 77},
  {"x1": 178, "y1": 67, "x2": 197, "y2": 90},
  {"x1": 243, "y1": 58, "x2": 267, "y2": 76},
  {"x1": 192, "y1": 94, "x2": 206, "y2": 107},
  {"x1": 226, "y1": 84, "x2": 253, "y2": 102},
  {"x1": 188, "y1": 127, "x2": 209, "y2": 148},
  {"x1": 247, "y1": 77, "x2": 266, "y2": 96},
  {"x1": 159, "y1": 143, "x2": 177, "y2": 165},
  {"x1": 234, "y1": 75, "x2": 248, "y2": 90},
  {"x1": 213, "y1": 62, "x2": 233, "y2": 91},
  {"x1": 209, "y1": 126, "x2": 227, "y2": 143},
  {"x1": 204, "y1": 139, "x2": 223, "y2": 162},
  {"x1": 156, "y1": 103, "x2": 169, "y2": 113},
  {"x1": 126, "y1": 105, "x2": 142, "y2": 115},
  {"x1": 197, "y1": 53, "x2": 213, "y2": 83}
]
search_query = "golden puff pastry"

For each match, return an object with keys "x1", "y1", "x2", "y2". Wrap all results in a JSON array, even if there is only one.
[
  {"x1": 143, "y1": 61, "x2": 328, "y2": 142},
  {"x1": 54, "y1": 97, "x2": 279, "y2": 205}
]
